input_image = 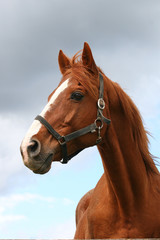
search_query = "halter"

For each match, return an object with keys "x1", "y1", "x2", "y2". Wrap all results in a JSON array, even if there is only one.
[{"x1": 35, "y1": 73, "x2": 111, "y2": 164}]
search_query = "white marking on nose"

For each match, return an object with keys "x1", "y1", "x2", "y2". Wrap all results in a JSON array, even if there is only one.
[
  {"x1": 21, "y1": 120, "x2": 41, "y2": 157},
  {"x1": 21, "y1": 78, "x2": 70, "y2": 157}
]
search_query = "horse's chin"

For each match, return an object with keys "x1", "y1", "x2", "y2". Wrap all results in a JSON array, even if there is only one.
[{"x1": 33, "y1": 153, "x2": 54, "y2": 174}]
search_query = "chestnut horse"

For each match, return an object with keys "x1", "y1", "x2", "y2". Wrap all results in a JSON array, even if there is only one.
[{"x1": 20, "y1": 42, "x2": 160, "y2": 238}]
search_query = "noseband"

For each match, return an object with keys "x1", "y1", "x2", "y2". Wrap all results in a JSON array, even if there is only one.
[{"x1": 35, "y1": 73, "x2": 111, "y2": 164}]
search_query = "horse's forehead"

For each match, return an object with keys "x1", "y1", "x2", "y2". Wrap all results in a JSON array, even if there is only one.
[
  {"x1": 50, "y1": 76, "x2": 80, "y2": 100},
  {"x1": 40, "y1": 78, "x2": 71, "y2": 118},
  {"x1": 50, "y1": 78, "x2": 71, "y2": 102}
]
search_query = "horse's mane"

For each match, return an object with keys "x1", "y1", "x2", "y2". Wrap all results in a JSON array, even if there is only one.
[
  {"x1": 110, "y1": 81, "x2": 158, "y2": 175},
  {"x1": 67, "y1": 51, "x2": 158, "y2": 175}
]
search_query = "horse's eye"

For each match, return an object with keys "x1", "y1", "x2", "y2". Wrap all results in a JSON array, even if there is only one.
[{"x1": 71, "y1": 92, "x2": 84, "y2": 101}]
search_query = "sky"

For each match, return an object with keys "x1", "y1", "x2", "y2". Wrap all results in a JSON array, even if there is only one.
[{"x1": 0, "y1": 0, "x2": 160, "y2": 238}]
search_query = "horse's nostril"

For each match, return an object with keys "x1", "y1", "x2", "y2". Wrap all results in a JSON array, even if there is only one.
[
  {"x1": 29, "y1": 141, "x2": 38, "y2": 152},
  {"x1": 27, "y1": 140, "x2": 41, "y2": 158}
]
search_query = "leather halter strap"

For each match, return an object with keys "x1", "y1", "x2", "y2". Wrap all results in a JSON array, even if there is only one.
[{"x1": 35, "y1": 73, "x2": 111, "y2": 164}]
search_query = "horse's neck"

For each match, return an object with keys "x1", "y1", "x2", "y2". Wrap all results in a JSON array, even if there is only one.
[
  {"x1": 99, "y1": 125, "x2": 148, "y2": 215},
  {"x1": 98, "y1": 83, "x2": 151, "y2": 217}
]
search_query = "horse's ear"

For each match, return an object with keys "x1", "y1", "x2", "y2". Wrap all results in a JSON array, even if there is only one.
[
  {"x1": 58, "y1": 50, "x2": 71, "y2": 74},
  {"x1": 82, "y1": 42, "x2": 98, "y2": 75}
]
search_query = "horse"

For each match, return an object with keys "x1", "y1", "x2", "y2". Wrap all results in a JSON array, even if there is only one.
[{"x1": 20, "y1": 42, "x2": 160, "y2": 238}]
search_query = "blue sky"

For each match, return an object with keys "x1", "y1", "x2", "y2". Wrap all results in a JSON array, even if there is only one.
[{"x1": 0, "y1": 0, "x2": 160, "y2": 238}]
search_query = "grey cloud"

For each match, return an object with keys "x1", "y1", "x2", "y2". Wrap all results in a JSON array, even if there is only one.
[{"x1": 0, "y1": 0, "x2": 160, "y2": 115}]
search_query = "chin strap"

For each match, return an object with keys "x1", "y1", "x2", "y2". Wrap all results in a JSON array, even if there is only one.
[{"x1": 35, "y1": 72, "x2": 111, "y2": 164}]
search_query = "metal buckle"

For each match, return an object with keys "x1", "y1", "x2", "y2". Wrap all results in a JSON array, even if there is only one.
[
  {"x1": 94, "y1": 117, "x2": 103, "y2": 129},
  {"x1": 97, "y1": 98, "x2": 105, "y2": 110},
  {"x1": 58, "y1": 136, "x2": 66, "y2": 145},
  {"x1": 94, "y1": 117, "x2": 103, "y2": 144}
]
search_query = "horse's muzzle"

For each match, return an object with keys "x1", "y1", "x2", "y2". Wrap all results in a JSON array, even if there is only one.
[{"x1": 20, "y1": 139, "x2": 54, "y2": 174}]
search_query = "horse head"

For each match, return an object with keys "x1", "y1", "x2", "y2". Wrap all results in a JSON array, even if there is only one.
[{"x1": 20, "y1": 43, "x2": 110, "y2": 174}]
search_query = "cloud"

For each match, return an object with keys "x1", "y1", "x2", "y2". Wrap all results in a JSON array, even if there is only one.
[
  {"x1": 0, "y1": 191, "x2": 76, "y2": 238},
  {"x1": 62, "y1": 198, "x2": 75, "y2": 206},
  {"x1": 0, "y1": 206, "x2": 26, "y2": 225},
  {"x1": 131, "y1": 75, "x2": 160, "y2": 119},
  {"x1": 0, "y1": 192, "x2": 56, "y2": 209},
  {"x1": 0, "y1": 0, "x2": 160, "y2": 114},
  {"x1": 38, "y1": 216, "x2": 76, "y2": 239},
  {"x1": 0, "y1": 114, "x2": 27, "y2": 192},
  {"x1": 0, "y1": 193, "x2": 27, "y2": 232}
]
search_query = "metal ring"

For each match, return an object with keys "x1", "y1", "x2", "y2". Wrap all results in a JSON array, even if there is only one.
[
  {"x1": 58, "y1": 136, "x2": 66, "y2": 145},
  {"x1": 97, "y1": 98, "x2": 105, "y2": 110},
  {"x1": 94, "y1": 117, "x2": 103, "y2": 129}
]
